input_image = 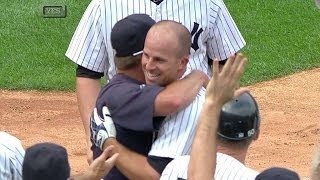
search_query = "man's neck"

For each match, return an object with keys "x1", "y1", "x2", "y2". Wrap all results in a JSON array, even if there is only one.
[
  {"x1": 217, "y1": 146, "x2": 248, "y2": 164},
  {"x1": 118, "y1": 67, "x2": 145, "y2": 83}
]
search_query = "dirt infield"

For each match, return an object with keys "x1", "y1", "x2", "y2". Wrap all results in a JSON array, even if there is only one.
[{"x1": 0, "y1": 68, "x2": 319, "y2": 178}]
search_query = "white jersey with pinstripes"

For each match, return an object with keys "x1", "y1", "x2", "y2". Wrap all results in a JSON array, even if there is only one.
[
  {"x1": 0, "y1": 132, "x2": 25, "y2": 180},
  {"x1": 148, "y1": 87, "x2": 205, "y2": 158},
  {"x1": 160, "y1": 153, "x2": 259, "y2": 180},
  {"x1": 65, "y1": 0, "x2": 245, "y2": 79}
]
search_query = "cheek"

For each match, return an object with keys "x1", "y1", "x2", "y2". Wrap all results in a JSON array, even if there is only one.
[
  {"x1": 141, "y1": 55, "x2": 148, "y2": 66},
  {"x1": 141, "y1": 60, "x2": 147, "y2": 69}
]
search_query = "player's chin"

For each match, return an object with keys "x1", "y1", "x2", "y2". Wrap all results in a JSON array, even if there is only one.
[
  {"x1": 146, "y1": 79, "x2": 157, "y2": 85},
  {"x1": 145, "y1": 75, "x2": 161, "y2": 86}
]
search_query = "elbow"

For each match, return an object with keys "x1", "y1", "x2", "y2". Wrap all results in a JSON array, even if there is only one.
[
  {"x1": 155, "y1": 95, "x2": 188, "y2": 116},
  {"x1": 167, "y1": 98, "x2": 185, "y2": 113}
]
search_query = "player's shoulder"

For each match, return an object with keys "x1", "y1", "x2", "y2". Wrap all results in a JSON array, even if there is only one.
[
  {"x1": 205, "y1": 0, "x2": 225, "y2": 8},
  {"x1": 0, "y1": 132, "x2": 24, "y2": 156},
  {"x1": 199, "y1": 0, "x2": 228, "y2": 21},
  {"x1": 0, "y1": 131, "x2": 21, "y2": 145},
  {"x1": 182, "y1": 0, "x2": 224, "y2": 9},
  {"x1": 216, "y1": 153, "x2": 259, "y2": 179}
]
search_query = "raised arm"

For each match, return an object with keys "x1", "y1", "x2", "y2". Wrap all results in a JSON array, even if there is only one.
[
  {"x1": 188, "y1": 54, "x2": 248, "y2": 180},
  {"x1": 154, "y1": 70, "x2": 209, "y2": 116}
]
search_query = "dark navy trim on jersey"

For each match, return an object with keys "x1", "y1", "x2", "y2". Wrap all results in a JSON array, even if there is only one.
[
  {"x1": 151, "y1": 0, "x2": 164, "y2": 5},
  {"x1": 76, "y1": 65, "x2": 104, "y2": 79},
  {"x1": 147, "y1": 155, "x2": 173, "y2": 174}
]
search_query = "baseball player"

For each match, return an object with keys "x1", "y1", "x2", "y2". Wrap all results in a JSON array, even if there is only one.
[
  {"x1": 65, "y1": 0, "x2": 246, "y2": 163},
  {"x1": 160, "y1": 92, "x2": 260, "y2": 180},
  {"x1": 0, "y1": 131, "x2": 25, "y2": 180}
]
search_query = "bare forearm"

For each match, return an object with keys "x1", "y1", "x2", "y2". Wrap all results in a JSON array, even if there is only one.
[
  {"x1": 154, "y1": 70, "x2": 208, "y2": 116},
  {"x1": 104, "y1": 139, "x2": 159, "y2": 180},
  {"x1": 188, "y1": 53, "x2": 248, "y2": 180},
  {"x1": 76, "y1": 77, "x2": 101, "y2": 143},
  {"x1": 188, "y1": 101, "x2": 220, "y2": 180}
]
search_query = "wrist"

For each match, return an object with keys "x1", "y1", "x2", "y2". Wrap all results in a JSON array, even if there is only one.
[
  {"x1": 203, "y1": 99, "x2": 223, "y2": 110},
  {"x1": 102, "y1": 137, "x2": 117, "y2": 152},
  {"x1": 201, "y1": 101, "x2": 221, "y2": 128}
]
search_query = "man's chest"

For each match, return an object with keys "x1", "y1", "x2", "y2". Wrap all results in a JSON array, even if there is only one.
[{"x1": 101, "y1": 0, "x2": 209, "y2": 36}]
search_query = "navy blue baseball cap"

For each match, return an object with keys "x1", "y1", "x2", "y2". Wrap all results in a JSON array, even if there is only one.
[
  {"x1": 255, "y1": 167, "x2": 300, "y2": 180},
  {"x1": 111, "y1": 14, "x2": 156, "y2": 57},
  {"x1": 22, "y1": 142, "x2": 70, "y2": 180}
]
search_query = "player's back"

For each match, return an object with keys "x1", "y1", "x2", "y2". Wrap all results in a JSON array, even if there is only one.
[{"x1": 160, "y1": 153, "x2": 258, "y2": 180}]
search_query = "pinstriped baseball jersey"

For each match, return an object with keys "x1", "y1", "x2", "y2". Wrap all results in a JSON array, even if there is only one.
[
  {"x1": 65, "y1": 0, "x2": 245, "y2": 79},
  {"x1": 148, "y1": 87, "x2": 205, "y2": 158},
  {"x1": 160, "y1": 153, "x2": 259, "y2": 180},
  {"x1": 0, "y1": 132, "x2": 25, "y2": 180}
]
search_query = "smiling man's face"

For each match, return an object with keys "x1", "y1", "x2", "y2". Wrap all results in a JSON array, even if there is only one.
[{"x1": 142, "y1": 27, "x2": 186, "y2": 86}]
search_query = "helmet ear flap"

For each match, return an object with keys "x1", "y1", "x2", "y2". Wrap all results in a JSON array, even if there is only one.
[{"x1": 217, "y1": 92, "x2": 260, "y2": 141}]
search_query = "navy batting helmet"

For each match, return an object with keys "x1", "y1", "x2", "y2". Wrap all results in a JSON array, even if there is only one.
[{"x1": 217, "y1": 92, "x2": 260, "y2": 141}]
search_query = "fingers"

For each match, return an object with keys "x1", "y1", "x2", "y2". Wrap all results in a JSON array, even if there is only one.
[
  {"x1": 220, "y1": 55, "x2": 236, "y2": 76},
  {"x1": 234, "y1": 87, "x2": 250, "y2": 98},
  {"x1": 230, "y1": 55, "x2": 247, "y2": 87},
  {"x1": 212, "y1": 58, "x2": 219, "y2": 81},
  {"x1": 106, "y1": 153, "x2": 119, "y2": 166},
  {"x1": 234, "y1": 54, "x2": 247, "y2": 79},
  {"x1": 86, "y1": 145, "x2": 118, "y2": 180},
  {"x1": 227, "y1": 53, "x2": 245, "y2": 78},
  {"x1": 101, "y1": 145, "x2": 118, "y2": 171},
  {"x1": 100, "y1": 145, "x2": 114, "y2": 159},
  {"x1": 95, "y1": 145, "x2": 117, "y2": 164}
]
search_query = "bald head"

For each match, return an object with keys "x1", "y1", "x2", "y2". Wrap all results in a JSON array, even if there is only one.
[{"x1": 148, "y1": 20, "x2": 191, "y2": 58}]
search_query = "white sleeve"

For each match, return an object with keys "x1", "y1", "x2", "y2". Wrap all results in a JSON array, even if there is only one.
[
  {"x1": 65, "y1": 0, "x2": 108, "y2": 73},
  {"x1": 0, "y1": 132, "x2": 25, "y2": 180},
  {"x1": 206, "y1": 0, "x2": 246, "y2": 61}
]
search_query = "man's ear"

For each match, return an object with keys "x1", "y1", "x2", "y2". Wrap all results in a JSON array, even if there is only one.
[
  {"x1": 177, "y1": 56, "x2": 189, "y2": 78},
  {"x1": 180, "y1": 56, "x2": 189, "y2": 67}
]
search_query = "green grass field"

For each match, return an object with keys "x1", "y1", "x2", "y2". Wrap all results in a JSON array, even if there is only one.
[{"x1": 0, "y1": 0, "x2": 319, "y2": 91}]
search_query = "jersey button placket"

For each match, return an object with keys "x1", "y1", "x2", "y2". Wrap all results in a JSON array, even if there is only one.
[{"x1": 155, "y1": 5, "x2": 161, "y2": 21}]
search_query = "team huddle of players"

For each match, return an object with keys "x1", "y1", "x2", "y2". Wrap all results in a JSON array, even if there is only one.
[
  {"x1": 66, "y1": 0, "x2": 303, "y2": 180},
  {"x1": 3, "y1": 0, "x2": 319, "y2": 180}
]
